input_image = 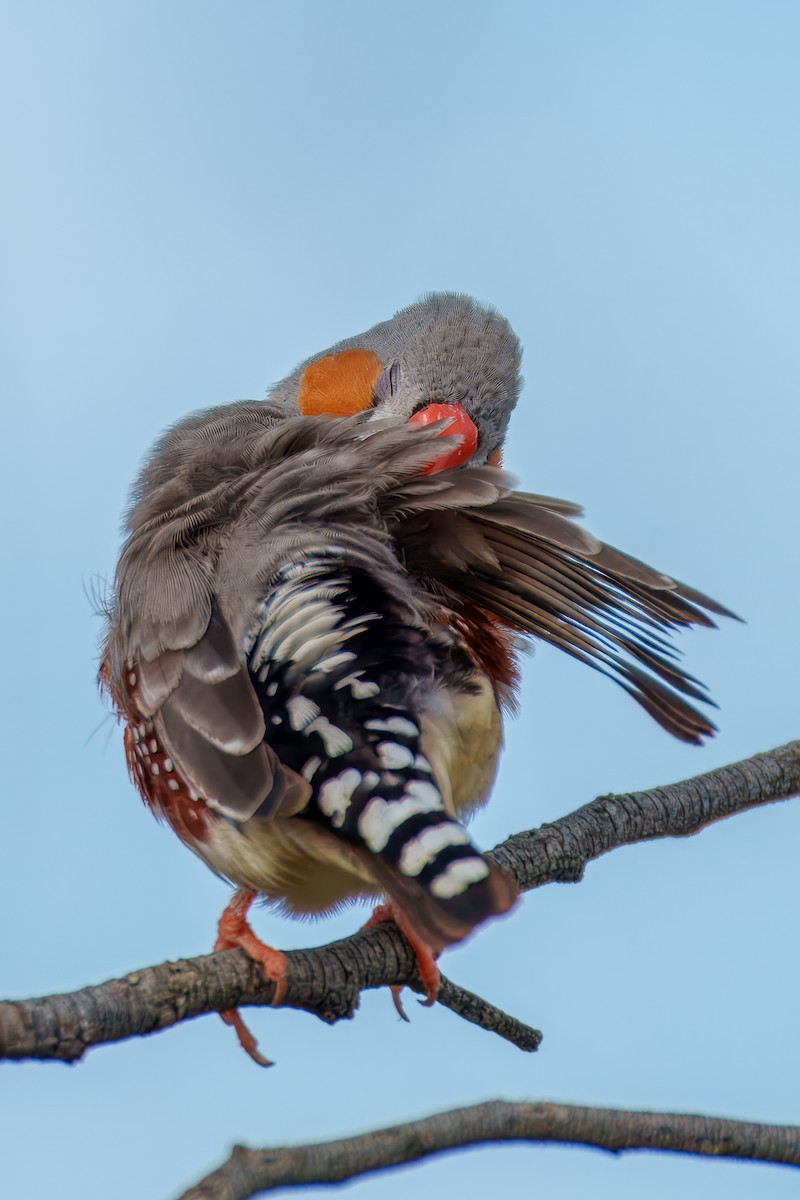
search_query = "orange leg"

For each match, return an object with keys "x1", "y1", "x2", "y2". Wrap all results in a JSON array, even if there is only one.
[
  {"x1": 214, "y1": 888, "x2": 287, "y2": 1067},
  {"x1": 363, "y1": 902, "x2": 441, "y2": 1019}
]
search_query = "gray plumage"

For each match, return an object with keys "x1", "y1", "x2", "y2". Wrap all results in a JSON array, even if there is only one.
[
  {"x1": 102, "y1": 292, "x2": 731, "y2": 949},
  {"x1": 268, "y1": 292, "x2": 522, "y2": 463}
]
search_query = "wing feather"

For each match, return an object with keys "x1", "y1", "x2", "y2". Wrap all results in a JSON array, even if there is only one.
[{"x1": 388, "y1": 474, "x2": 736, "y2": 744}]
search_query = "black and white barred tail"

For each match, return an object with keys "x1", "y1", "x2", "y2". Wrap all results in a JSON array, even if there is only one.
[{"x1": 244, "y1": 553, "x2": 517, "y2": 946}]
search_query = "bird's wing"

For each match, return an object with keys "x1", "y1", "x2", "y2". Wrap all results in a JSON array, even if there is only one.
[{"x1": 386, "y1": 466, "x2": 736, "y2": 744}]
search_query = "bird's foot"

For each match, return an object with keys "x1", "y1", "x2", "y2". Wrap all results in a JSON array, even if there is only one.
[
  {"x1": 214, "y1": 888, "x2": 287, "y2": 1066},
  {"x1": 362, "y1": 902, "x2": 441, "y2": 1019},
  {"x1": 217, "y1": 1008, "x2": 273, "y2": 1068}
]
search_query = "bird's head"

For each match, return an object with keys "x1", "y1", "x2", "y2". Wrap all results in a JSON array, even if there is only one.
[{"x1": 268, "y1": 292, "x2": 523, "y2": 473}]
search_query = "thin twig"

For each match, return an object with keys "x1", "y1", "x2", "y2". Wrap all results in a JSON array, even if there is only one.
[{"x1": 179, "y1": 1099, "x2": 800, "y2": 1199}]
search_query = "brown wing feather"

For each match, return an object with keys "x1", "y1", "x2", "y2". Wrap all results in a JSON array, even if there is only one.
[
  {"x1": 106, "y1": 606, "x2": 311, "y2": 824},
  {"x1": 389, "y1": 475, "x2": 736, "y2": 745}
]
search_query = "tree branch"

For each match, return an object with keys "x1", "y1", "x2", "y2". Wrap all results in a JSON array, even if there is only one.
[
  {"x1": 2, "y1": 740, "x2": 798, "y2": 1064},
  {"x1": 493, "y1": 738, "x2": 800, "y2": 889},
  {"x1": 180, "y1": 1099, "x2": 800, "y2": 1199},
  {"x1": 0, "y1": 927, "x2": 540, "y2": 1063}
]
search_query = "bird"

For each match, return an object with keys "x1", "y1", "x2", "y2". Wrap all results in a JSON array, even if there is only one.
[{"x1": 100, "y1": 292, "x2": 733, "y2": 1062}]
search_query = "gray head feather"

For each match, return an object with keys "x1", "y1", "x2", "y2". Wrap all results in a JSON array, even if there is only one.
[{"x1": 267, "y1": 293, "x2": 523, "y2": 464}]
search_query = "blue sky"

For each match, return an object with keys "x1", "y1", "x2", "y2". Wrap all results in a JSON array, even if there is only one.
[{"x1": 3, "y1": 2, "x2": 800, "y2": 1197}]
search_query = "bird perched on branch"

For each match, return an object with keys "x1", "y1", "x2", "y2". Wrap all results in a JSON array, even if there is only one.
[{"x1": 101, "y1": 293, "x2": 732, "y2": 1062}]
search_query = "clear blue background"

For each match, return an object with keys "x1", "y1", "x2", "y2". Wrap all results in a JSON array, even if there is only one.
[{"x1": 3, "y1": 2, "x2": 799, "y2": 1197}]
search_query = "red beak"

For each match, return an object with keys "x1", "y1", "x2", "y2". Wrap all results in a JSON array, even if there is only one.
[{"x1": 407, "y1": 402, "x2": 478, "y2": 475}]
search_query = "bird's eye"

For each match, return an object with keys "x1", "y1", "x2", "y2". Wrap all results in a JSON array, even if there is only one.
[{"x1": 373, "y1": 360, "x2": 400, "y2": 405}]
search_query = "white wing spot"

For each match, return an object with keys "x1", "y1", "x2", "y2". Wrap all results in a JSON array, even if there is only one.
[
  {"x1": 399, "y1": 823, "x2": 471, "y2": 877},
  {"x1": 351, "y1": 679, "x2": 380, "y2": 699},
  {"x1": 252, "y1": 612, "x2": 332, "y2": 669},
  {"x1": 403, "y1": 779, "x2": 441, "y2": 807},
  {"x1": 333, "y1": 672, "x2": 381, "y2": 699},
  {"x1": 365, "y1": 716, "x2": 418, "y2": 739},
  {"x1": 430, "y1": 858, "x2": 490, "y2": 899},
  {"x1": 359, "y1": 792, "x2": 443, "y2": 853},
  {"x1": 163, "y1": 757, "x2": 173, "y2": 773},
  {"x1": 289, "y1": 630, "x2": 352, "y2": 671},
  {"x1": 376, "y1": 742, "x2": 414, "y2": 770},
  {"x1": 318, "y1": 768, "x2": 363, "y2": 827},
  {"x1": 287, "y1": 694, "x2": 321, "y2": 731},
  {"x1": 149, "y1": 739, "x2": 158, "y2": 754},
  {"x1": 306, "y1": 716, "x2": 354, "y2": 757},
  {"x1": 252, "y1": 600, "x2": 341, "y2": 668},
  {"x1": 312, "y1": 651, "x2": 357, "y2": 674},
  {"x1": 285, "y1": 621, "x2": 344, "y2": 666},
  {"x1": 168, "y1": 779, "x2": 181, "y2": 792},
  {"x1": 302, "y1": 756, "x2": 322, "y2": 781}
]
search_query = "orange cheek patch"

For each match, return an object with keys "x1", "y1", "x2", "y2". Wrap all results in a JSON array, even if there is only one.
[
  {"x1": 297, "y1": 348, "x2": 383, "y2": 417},
  {"x1": 487, "y1": 447, "x2": 503, "y2": 468}
]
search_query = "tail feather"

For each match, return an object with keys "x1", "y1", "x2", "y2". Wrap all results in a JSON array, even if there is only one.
[{"x1": 245, "y1": 552, "x2": 516, "y2": 947}]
